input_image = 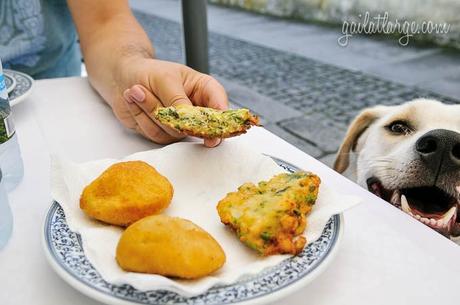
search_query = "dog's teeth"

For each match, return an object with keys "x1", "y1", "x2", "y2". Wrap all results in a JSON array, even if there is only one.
[
  {"x1": 399, "y1": 194, "x2": 457, "y2": 230},
  {"x1": 440, "y1": 206, "x2": 457, "y2": 226},
  {"x1": 435, "y1": 219, "x2": 445, "y2": 229},
  {"x1": 401, "y1": 195, "x2": 410, "y2": 213},
  {"x1": 391, "y1": 191, "x2": 400, "y2": 205}
]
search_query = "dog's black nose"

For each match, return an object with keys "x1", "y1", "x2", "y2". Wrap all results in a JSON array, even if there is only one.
[{"x1": 415, "y1": 129, "x2": 460, "y2": 174}]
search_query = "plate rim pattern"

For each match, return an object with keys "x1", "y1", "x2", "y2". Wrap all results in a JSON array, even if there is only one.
[
  {"x1": 43, "y1": 157, "x2": 341, "y2": 305},
  {"x1": 4, "y1": 69, "x2": 34, "y2": 106}
]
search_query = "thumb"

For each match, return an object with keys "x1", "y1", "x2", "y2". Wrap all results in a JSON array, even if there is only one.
[
  {"x1": 124, "y1": 84, "x2": 185, "y2": 139},
  {"x1": 196, "y1": 75, "x2": 229, "y2": 111},
  {"x1": 155, "y1": 76, "x2": 193, "y2": 107}
]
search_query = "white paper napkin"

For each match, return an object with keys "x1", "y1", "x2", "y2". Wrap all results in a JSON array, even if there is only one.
[{"x1": 50, "y1": 141, "x2": 361, "y2": 296}]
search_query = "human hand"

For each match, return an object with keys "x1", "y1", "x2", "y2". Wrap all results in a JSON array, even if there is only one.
[{"x1": 112, "y1": 58, "x2": 228, "y2": 147}]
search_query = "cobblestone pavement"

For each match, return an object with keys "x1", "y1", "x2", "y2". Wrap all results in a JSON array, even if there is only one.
[{"x1": 134, "y1": 11, "x2": 459, "y2": 166}]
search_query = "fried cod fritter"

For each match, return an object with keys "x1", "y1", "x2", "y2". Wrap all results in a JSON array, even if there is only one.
[
  {"x1": 80, "y1": 161, "x2": 173, "y2": 226},
  {"x1": 154, "y1": 105, "x2": 260, "y2": 138},
  {"x1": 217, "y1": 172, "x2": 320, "y2": 256},
  {"x1": 116, "y1": 215, "x2": 226, "y2": 279}
]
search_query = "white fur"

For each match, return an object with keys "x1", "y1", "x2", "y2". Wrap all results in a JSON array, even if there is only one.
[
  {"x1": 336, "y1": 99, "x2": 460, "y2": 242},
  {"x1": 353, "y1": 99, "x2": 460, "y2": 189}
]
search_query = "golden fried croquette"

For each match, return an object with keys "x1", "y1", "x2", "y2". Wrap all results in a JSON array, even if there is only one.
[
  {"x1": 80, "y1": 161, "x2": 173, "y2": 226},
  {"x1": 217, "y1": 172, "x2": 320, "y2": 256},
  {"x1": 116, "y1": 215, "x2": 226, "y2": 279},
  {"x1": 154, "y1": 105, "x2": 260, "y2": 138}
]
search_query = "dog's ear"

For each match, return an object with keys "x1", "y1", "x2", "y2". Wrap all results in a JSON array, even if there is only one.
[{"x1": 334, "y1": 106, "x2": 388, "y2": 173}]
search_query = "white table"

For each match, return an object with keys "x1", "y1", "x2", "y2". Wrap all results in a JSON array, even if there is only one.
[{"x1": 1, "y1": 77, "x2": 458, "y2": 305}]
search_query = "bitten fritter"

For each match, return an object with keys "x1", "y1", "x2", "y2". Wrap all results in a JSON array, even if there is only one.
[
  {"x1": 80, "y1": 161, "x2": 173, "y2": 226},
  {"x1": 154, "y1": 105, "x2": 259, "y2": 138},
  {"x1": 217, "y1": 172, "x2": 320, "y2": 256},
  {"x1": 116, "y1": 215, "x2": 226, "y2": 279}
]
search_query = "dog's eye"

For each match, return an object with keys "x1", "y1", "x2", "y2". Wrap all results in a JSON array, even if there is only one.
[{"x1": 387, "y1": 121, "x2": 413, "y2": 135}]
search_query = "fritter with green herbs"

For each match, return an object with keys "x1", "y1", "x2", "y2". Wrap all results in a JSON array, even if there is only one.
[
  {"x1": 154, "y1": 105, "x2": 259, "y2": 138},
  {"x1": 216, "y1": 172, "x2": 320, "y2": 256}
]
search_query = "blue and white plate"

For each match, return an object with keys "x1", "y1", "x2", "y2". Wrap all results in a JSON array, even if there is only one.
[
  {"x1": 43, "y1": 158, "x2": 343, "y2": 305},
  {"x1": 4, "y1": 70, "x2": 34, "y2": 106},
  {"x1": 4, "y1": 73, "x2": 16, "y2": 94}
]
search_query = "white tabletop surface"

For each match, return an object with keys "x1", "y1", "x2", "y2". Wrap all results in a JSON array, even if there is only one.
[{"x1": 1, "y1": 77, "x2": 458, "y2": 305}]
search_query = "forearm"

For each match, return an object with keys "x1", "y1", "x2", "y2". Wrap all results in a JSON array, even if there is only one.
[{"x1": 67, "y1": 1, "x2": 154, "y2": 105}]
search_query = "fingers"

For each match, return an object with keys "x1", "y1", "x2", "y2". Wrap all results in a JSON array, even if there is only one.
[
  {"x1": 124, "y1": 85, "x2": 222, "y2": 147},
  {"x1": 154, "y1": 74, "x2": 194, "y2": 107},
  {"x1": 204, "y1": 138, "x2": 222, "y2": 148},
  {"x1": 121, "y1": 63, "x2": 230, "y2": 148},
  {"x1": 124, "y1": 85, "x2": 185, "y2": 138},
  {"x1": 112, "y1": 102, "x2": 137, "y2": 130},
  {"x1": 184, "y1": 71, "x2": 229, "y2": 111},
  {"x1": 198, "y1": 76, "x2": 229, "y2": 110},
  {"x1": 196, "y1": 76, "x2": 227, "y2": 147},
  {"x1": 125, "y1": 85, "x2": 146, "y2": 104},
  {"x1": 123, "y1": 98, "x2": 179, "y2": 144},
  {"x1": 183, "y1": 72, "x2": 229, "y2": 148},
  {"x1": 184, "y1": 72, "x2": 228, "y2": 147}
]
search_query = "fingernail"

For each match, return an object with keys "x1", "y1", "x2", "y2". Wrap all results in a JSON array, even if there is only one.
[
  {"x1": 129, "y1": 86, "x2": 145, "y2": 102},
  {"x1": 206, "y1": 138, "x2": 222, "y2": 148},
  {"x1": 123, "y1": 89, "x2": 134, "y2": 103}
]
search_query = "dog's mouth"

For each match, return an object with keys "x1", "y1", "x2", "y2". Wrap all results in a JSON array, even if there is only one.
[{"x1": 367, "y1": 177, "x2": 460, "y2": 237}]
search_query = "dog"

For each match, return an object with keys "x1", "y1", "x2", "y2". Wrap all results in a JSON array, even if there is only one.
[{"x1": 333, "y1": 98, "x2": 460, "y2": 242}]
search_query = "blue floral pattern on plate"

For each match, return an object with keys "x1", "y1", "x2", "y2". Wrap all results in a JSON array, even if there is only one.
[
  {"x1": 4, "y1": 73, "x2": 15, "y2": 93},
  {"x1": 44, "y1": 158, "x2": 340, "y2": 305},
  {"x1": 4, "y1": 70, "x2": 33, "y2": 104}
]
